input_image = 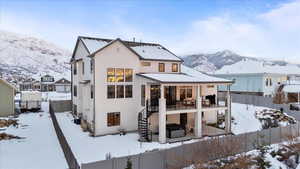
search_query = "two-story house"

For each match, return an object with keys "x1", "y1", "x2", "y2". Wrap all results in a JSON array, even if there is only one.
[
  {"x1": 71, "y1": 36, "x2": 233, "y2": 143},
  {"x1": 40, "y1": 75, "x2": 55, "y2": 92}
]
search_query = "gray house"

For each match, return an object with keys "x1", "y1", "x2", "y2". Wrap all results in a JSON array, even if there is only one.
[{"x1": 0, "y1": 78, "x2": 17, "y2": 117}]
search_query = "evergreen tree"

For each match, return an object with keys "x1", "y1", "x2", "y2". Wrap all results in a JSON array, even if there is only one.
[{"x1": 125, "y1": 157, "x2": 132, "y2": 169}]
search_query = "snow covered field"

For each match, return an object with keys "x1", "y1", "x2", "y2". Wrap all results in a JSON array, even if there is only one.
[
  {"x1": 55, "y1": 102, "x2": 278, "y2": 164},
  {"x1": 0, "y1": 102, "x2": 68, "y2": 169}
]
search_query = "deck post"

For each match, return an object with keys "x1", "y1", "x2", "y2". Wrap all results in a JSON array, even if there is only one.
[
  {"x1": 225, "y1": 85, "x2": 232, "y2": 134},
  {"x1": 195, "y1": 85, "x2": 202, "y2": 138},
  {"x1": 159, "y1": 84, "x2": 166, "y2": 143}
]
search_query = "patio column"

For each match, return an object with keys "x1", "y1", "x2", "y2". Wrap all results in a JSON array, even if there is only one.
[
  {"x1": 195, "y1": 85, "x2": 202, "y2": 138},
  {"x1": 159, "y1": 84, "x2": 166, "y2": 143},
  {"x1": 225, "y1": 85, "x2": 232, "y2": 134}
]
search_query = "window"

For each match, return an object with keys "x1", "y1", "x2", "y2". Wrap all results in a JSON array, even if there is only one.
[
  {"x1": 107, "y1": 112, "x2": 120, "y2": 126},
  {"x1": 141, "y1": 62, "x2": 151, "y2": 66},
  {"x1": 82, "y1": 62, "x2": 85, "y2": 74},
  {"x1": 266, "y1": 78, "x2": 269, "y2": 86},
  {"x1": 125, "y1": 85, "x2": 132, "y2": 98},
  {"x1": 187, "y1": 88, "x2": 193, "y2": 98},
  {"x1": 107, "y1": 85, "x2": 115, "y2": 98},
  {"x1": 73, "y1": 85, "x2": 77, "y2": 97},
  {"x1": 116, "y1": 85, "x2": 124, "y2": 98},
  {"x1": 73, "y1": 104, "x2": 77, "y2": 115},
  {"x1": 207, "y1": 85, "x2": 214, "y2": 88},
  {"x1": 180, "y1": 87, "x2": 192, "y2": 100},
  {"x1": 270, "y1": 78, "x2": 273, "y2": 86},
  {"x1": 172, "y1": 63, "x2": 178, "y2": 72},
  {"x1": 141, "y1": 85, "x2": 145, "y2": 106},
  {"x1": 125, "y1": 69, "x2": 133, "y2": 82},
  {"x1": 159, "y1": 63, "x2": 165, "y2": 72},
  {"x1": 107, "y1": 68, "x2": 115, "y2": 82},
  {"x1": 73, "y1": 63, "x2": 77, "y2": 75},
  {"x1": 116, "y1": 68, "x2": 124, "y2": 82},
  {"x1": 91, "y1": 85, "x2": 94, "y2": 99},
  {"x1": 90, "y1": 60, "x2": 93, "y2": 73}
]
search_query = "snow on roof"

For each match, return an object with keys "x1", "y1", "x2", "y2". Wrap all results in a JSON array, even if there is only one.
[
  {"x1": 181, "y1": 65, "x2": 231, "y2": 82},
  {"x1": 283, "y1": 84, "x2": 300, "y2": 93},
  {"x1": 131, "y1": 45, "x2": 181, "y2": 61},
  {"x1": 80, "y1": 38, "x2": 109, "y2": 54},
  {"x1": 79, "y1": 37, "x2": 182, "y2": 61},
  {"x1": 138, "y1": 66, "x2": 232, "y2": 83},
  {"x1": 215, "y1": 60, "x2": 300, "y2": 75}
]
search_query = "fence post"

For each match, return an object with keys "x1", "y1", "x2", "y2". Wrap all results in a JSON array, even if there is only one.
[
  {"x1": 269, "y1": 128, "x2": 271, "y2": 145},
  {"x1": 298, "y1": 123, "x2": 300, "y2": 137}
]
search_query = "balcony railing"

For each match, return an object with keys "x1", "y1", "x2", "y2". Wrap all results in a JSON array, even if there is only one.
[{"x1": 166, "y1": 100, "x2": 197, "y2": 111}]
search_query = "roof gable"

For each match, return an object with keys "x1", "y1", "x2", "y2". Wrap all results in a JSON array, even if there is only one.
[
  {"x1": 0, "y1": 78, "x2": 17, "y2": 91},
  {"x1": 77, "y1": 36, "x2": 182, "y2": 62}
]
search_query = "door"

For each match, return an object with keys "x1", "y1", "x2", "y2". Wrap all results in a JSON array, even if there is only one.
[
  {"x1": 150, "y1": 85, "x2": 160, "y2": 106},
  {"x1": 165, "y1": 86, "x2": 176, "y2": 106}
]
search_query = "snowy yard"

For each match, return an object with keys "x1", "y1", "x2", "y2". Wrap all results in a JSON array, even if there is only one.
[
  {"x1": 0, "y1": 102, "x2": 68, "y2": 169},
  {"x1": 55, "y1": 102, "x2": 287, "y2": 164}
]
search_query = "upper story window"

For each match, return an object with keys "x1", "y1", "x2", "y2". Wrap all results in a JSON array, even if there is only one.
[
  {"x1": 107, "y1": 68, "x2": 115, "y2": 82},
  {"x1": 73, "y1": 62, "x2": 77, "y2": 75},
  {"x1": 116, "y1": 68, "x2": 124, "y2": 82},
  {"x1": 207, "y1": 85, "x2": 214, "y2": 88},
  {"x1": 73, "y1": 85, "x2": 77, "y2": 97},
  {"x1": 82, "y1": 62, "x2": 85, "y2": 75},
  {"x1": 90, "y1": 60, "x2": 93, "y2": 73},
  {"x1": 91, "y1": 85, "x2": 94, "y2": 99},
  {"x1": 125, "y1": 69, "x2": 133, "y2": 82},
  {"x1": 141, "y1": 62, "x2": 151, "y2": 66},
  {"x1": 159, "y1": 63, "x2": 165, "y2": 72},
  {"x1": 172, "y1": 63, "x2": 179, "y2": 72},
  {"x1": 269, "y1": 78, "x2": 272, "y2": 86}
]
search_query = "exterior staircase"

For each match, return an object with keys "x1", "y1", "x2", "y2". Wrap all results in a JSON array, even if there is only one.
[{"x1": 138, "y1": 100, "x2": 156, "y2": 142}]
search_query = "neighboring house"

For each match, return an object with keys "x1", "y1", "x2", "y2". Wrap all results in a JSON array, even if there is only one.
[
  {"x1": 55, "y1": 78, "x2": 71, "y2": 93},
  {"x1": 40, "y1": 75, "x2": 55, "y2": 92},
  {"x1": 215, "y1": 73, "x2": 288, "y2": 97},
  {"x1": 275, "y1": 81, "x2": 300, "y2": 104},
  {"x1": 19, "y1": 78, "x2": 37, "y2": 91},
  {"x1": 0, "y1": 78, "x2": 17, "y2": 117},
  {"x1": 71, "y1": 36, "x2": 233, "y2": 143}
]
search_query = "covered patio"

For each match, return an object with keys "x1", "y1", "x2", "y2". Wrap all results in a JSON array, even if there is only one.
[{"x1": 137, "y1": 73, "x2": 233, "y2": 143}]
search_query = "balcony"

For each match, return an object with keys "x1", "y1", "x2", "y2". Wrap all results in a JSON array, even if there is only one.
[{"x1": 166, "y1": 99, "x2": 196, "y2": 111}]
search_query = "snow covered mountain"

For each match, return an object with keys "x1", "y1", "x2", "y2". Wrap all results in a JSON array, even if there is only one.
[
  {"x1": 182, "y1": 50, "x2": 298, "y2": 73},
  {"x1": 0, "y1": 30, "x2": 71, "y2": 83}
]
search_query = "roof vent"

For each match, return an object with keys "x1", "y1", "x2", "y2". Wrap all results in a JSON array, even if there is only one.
[{"x1": 142, "y1": 50, "x2": 145, "y2": 53}]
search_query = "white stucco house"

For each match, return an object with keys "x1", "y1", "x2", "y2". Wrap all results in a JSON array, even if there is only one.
[
  {"x1": 55, "y1": 78, "x2": 71, "y2": 93},
  {"x1": 71, "y1": 36, "x2": 233, "y2": 143}
]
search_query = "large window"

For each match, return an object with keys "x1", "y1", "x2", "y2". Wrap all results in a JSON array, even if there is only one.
[
  {"x1": 116, "y1": 85, "x2": 124, "y2": 98},
  {"x1": 73, "y1": 85, "x2": 77, "y2": 97},
  {"x1": 180, "y1": 87, "x2": 192, "y2": 100},
  {"x1": 125, "y1": 69, "x2": 133, "y2": 82},
  {"x1": 107, "y1": 112, "x2": 120, "y2": 127},
  {"x1": 116, "y1": 68, "x2": 124, "y2": 82},
  {"x1": 107, "y1": 68, "x2": 115, "y2": 82},
  {"x1": 172, "y1": 63, "x2": 178, "y2": 72},
  {"x1": 159, "y1": 63, "x2": 165, "y2": 72},
  {"x1": 107, "y1": 85, "x2": 115, "y2": 98},
  {"x1": 125, "y1": 85, "x2": 132, "y2": 98}
]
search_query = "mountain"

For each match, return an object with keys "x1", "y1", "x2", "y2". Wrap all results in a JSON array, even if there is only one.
[
  {"x1": 0, "y1": 30, "x2": 71, "y2": 84},
  {"x1": 182, "y1": 50, "x2": 294, "y2": 73}
]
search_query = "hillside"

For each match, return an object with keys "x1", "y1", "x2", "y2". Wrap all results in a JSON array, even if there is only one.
[
  {"x1": 182, "y1": 50, "x2": 299, "y2": 73},
  {"x1": 0, "y1": 30, "x2": 71, "y2": 83}
]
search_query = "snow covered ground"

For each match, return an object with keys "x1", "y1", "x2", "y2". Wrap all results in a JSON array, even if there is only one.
[
  {"x1": 56, "y1": 112, "x2": 198, "y2": 163},
  {"x1": 0, "y1": 102, "x2": 68, "y2": 169},
  {"x1": 55, "y1": 102, "x2": 276, "y2": 164}
]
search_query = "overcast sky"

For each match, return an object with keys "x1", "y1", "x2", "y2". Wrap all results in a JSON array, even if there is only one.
[{"x1": 0, "y1": 0, "x2": 299, "y2": 61}]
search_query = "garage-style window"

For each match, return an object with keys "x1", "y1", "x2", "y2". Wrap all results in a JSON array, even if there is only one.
[
  {"x1": 107, "y1": 68, "x2": 115, "y2": 82},
  {"x1": 125, "y1": 69, "x2": 133, "y2": 82},
  {"x1": 159, "y1": 63, "x2": 165, "y2": 72},
  {"x1": 107, "y1": 112, "x2": 120, "y2": 126},
  {"x1": 116, "y1": 68, "x2": 124, "y2": 82},
  {"x1": 125, "y1": 85, "x2": 133, "y2": 98},
  {"x1": 172, "y1": 63, "x2": 178, "y2": 72},
  {"x1": 141, "y1": 62, "x2": 151, "y2": 66},
  {"x1": 107, "y1": 85, "x2": 115, "y2": 98}
]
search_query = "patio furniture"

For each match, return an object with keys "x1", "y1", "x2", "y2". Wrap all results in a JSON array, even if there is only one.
[
  {"x1": 166, "y1": 123, "x2": 186, "y2": 138},
  {"x1": 183, "y1": 98, "x2": 195, "y2": 106}
]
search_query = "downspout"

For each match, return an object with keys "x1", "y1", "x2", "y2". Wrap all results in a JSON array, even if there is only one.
[
  {"x1": 92, "y1": 57, "x2": 96, "y2": 136},
  {"x1": 71, "y1": 61, "x2": 73, "y2": 115}
]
